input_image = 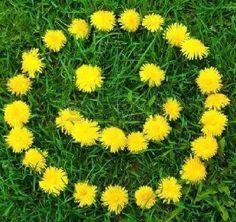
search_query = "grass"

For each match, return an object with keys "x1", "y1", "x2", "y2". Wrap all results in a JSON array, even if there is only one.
[{"x1": 0, "y1": 0, "x2": 236, "y2": 221}]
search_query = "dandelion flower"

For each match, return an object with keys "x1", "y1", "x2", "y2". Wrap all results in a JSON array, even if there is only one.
[
  {"x1": 7, "y1": 74, "x2": 32, "y2": 96},
  {"x1": 164, "y1": 23, "x2": 189, "y2": 47},
  {"x1": 90, "y1": 10, "x2": 115, "y2": 32},
  {"x1": 196, "y1": 67, "x2": 222, "y2": 94},
  {"x1": 39, "y1": 166, "x2": 68, "y2": 195},
  {"x1": 181, "y1": 38, "x2": 208, "y2": 60},
  {"x1": 55, "y1": 108, "x2": 83, "y2": 134},
  {"x1": 68, "y1": 19, "x2": 89, "y2": 39},
  {"x1": 205, "y1": 93, "x2": 230, "y2": 110},
  {"x1": 142, "y1": 13, "x2": 164, "y2": 32},
  {"x1": 71, "y1": 119, "x2": 100, "y2": 147},
  {"x1": 143, "y1": 115, "x2": 171, "y2": 142},
  {"x1": 200, "y1": 110, "x2": 227, "y2": 136},
  {"x1": 101, "y1": 185, "x2": 128, "y2": 214},
  {"x1": 5, "y1": 127, "x2": 33, "y2": 153},
  {"x1": 139, "y1": 63, "x2": 165, "y2": 87},
  {"x1": 42, "y1": 30, "x2": 67, "y2": 52},
  {"x1": 180, "y1": 156, "x2": 206, "y2": 183},
  {"x1": 119, "y1": 9, "x2": 140, "y2": 32},
  {"x1": 127, "y1": 132, "x2": 148, "y2": 153},
  {"x1": 22, "y1": 148, "x2": 47, "y2": 172},
  {"x1": 100, "y1": 127, "x2": 126, "y2": 153},
  {"x1": 135, "y1": 186, "x2": 156, "y2": 209},
  {"x1": 74, "y1": 181, "x2": 97, "y2": 207},
  {"x1": 21, "y1": 48, "x2": 44, "y2": 78},
  {"x1": 191, "y1": 136, "x2": 218, "y2": 160},
  {"x1": 163, "y1": 98, "x2": 182, "y2": 121},
  {"x1": 4, "y1": 100, "x2": 31, "y2": 127},
  {"x1": 157, "y1": 177, "x2": 182, "y2": 203},
  {"x1": 75, "y1": 64, "x2": 103, "y2": 93}
]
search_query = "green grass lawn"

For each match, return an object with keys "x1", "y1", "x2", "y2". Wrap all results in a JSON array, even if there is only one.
[{"x1": 0, "y1": 0, "x2": 236, "y2": 221}]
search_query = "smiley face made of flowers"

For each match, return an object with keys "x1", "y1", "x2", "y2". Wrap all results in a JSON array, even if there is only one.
[{"x1": 3, "y1": 9, "x2": 229, "y2": 215}]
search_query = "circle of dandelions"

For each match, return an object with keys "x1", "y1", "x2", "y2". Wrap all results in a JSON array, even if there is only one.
[{"x1": 3, "y1": 8, "x2": 229, "y2": 215}]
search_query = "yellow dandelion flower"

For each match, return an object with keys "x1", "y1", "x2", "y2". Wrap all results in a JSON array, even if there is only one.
[
  {"x1": 191, "y1": 136, "x2": 218, "y2": 160},
  {"x1": 21, "y1": 48, "x2": 44, "y2": 78},
  {"x1": 163, "y1": 98, "x2": 182, "y2": 121},
  {"x1": 200, "y1": 110, "x2": 227, "y2": 136},
  {"x1": 196, "y1": 67, "x2": 222, "y2": 94},
  {"x1": 42, "y1": 30, "x2": 67, "y2": 52},
  {"x1": 71, "y1": 119, "x2": 100, "y2": 147},
  {"x1": 4, "y1": 100, "x2": 31, "y2": 127},
  {"x1": 139, "y1": 63, "x2": 165, "y2": 87},
  {"x1": 142, "y1": 13, "x2": 164, "y2": 32},
  {"x1": 127, "y1": 132, "x2": 148, "y2": 153},
  {"x1": 100, "y1": 127, "x2": 126, "y2": 153},
  {"x1": 5, "y1": 127, "x2": 33, "y2": 153},
  {"x1": 164, "y1": 23, "x2": 189, "y2": 47},
  {"x1": 205, "y1": 93, "x2": 230, "y2": 110},
  {"x1": 68, "y1": 19, "x2": 89, "y2": 39},
  {"x1": 119, "y1": 9, "x2": 140, "y2": 32},
  {"x1": 22, "y1": 148, "x2": 47, "y2": 172},
  {"x1": 39, "y1": 166, "x2": 68, "y2": 195},
  {"x1": 157, "y1": 177, "x2": 182, "y2": 203},
  {"x1": 135, "y1": 186, "x2": 156, "y2": 209},
  {"x1": 181, "y1": 38, "x2": 208, "y2": 60},
  {"x1": 180, "y1": 156, "x2": 206, "y2": 183},
  {"x1": 143, "y1": 115, "x2": 171, "y2": 142},
  {"x1": 55, "y1": 108, "x2": 83, "y2": 134},
  {"x1": 90, "y1": 10, "x2": 115, "y2": 32},
  {"x1": 75, "y1": 64, "x2": 103, "y2": 93},
  {"x1": 7, "y1": 74, "x2": 32, "y2": 96},
  {"x1": 74, "y1": 181, "x2": 97, "y2": 207},
  {"x1": 101, "y1": 185, "x2": 128, "y2": 214}
]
